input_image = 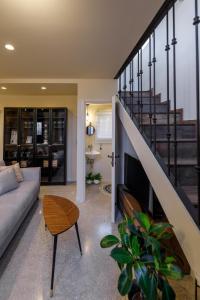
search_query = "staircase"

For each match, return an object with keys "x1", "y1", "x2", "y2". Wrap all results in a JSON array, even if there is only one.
[{"x1": 120, "y1": 91, "x2": 198, "y2": 221}]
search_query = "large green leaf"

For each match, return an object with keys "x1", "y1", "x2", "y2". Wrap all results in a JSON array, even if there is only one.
[
  {"x1": 118, "y1": 268, "x2": 133, "y2": 296},
  {"x1": 161, "y1": 279, "x2": 175, "y2": 300},
  {"x1": 100, "y1": 235, "x2": 119, "y2": 248},
  {"x1": 159, "y1": 263, "x2": 183, "y2": 280},
  {"x1": 121, "y1": 232, "x2": 130, "y2": 248},
  {"x1": 135, "y1": 212, "x2": 151, "y2": 231},
  {"x1": 131, "y1": 236, "x2": 140, "y2": 257},
  {"x1": 147, "y1": 274, "x2": 157, "y2": 300},
  {"x1": 111, "y1": 247, "x2": 133, "y2": 264},
  {"x1": 118, "y1": 222, "x2": 126, "y2": 236},
  {"x1": 135, "y1": 263, "x2": 157, "y2": 300},
  {"x1": 134, "y1": 262, "x2": 149, "y2": 295},
  {"x1": 150, "y1": 223, "x2": 172, "y2": 239},
  {"x1": 146, "y1": 236, "x2": 161, "y2": 258}
]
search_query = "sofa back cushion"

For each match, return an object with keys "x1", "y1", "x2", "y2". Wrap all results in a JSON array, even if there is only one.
[
  {"x1": 0, "y1": 160, "x2": 5, "y2": 166},
  {"x1": 0, "y1": 168, "x2": 19, "y2": 196},
  {"x1": 0, "y1": 163, "x2": 24, "y2": 183}
]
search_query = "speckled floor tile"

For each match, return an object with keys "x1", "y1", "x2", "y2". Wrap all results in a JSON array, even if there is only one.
[{"x1": 0, "y1": 184, "x2": 121, "y2": 300}]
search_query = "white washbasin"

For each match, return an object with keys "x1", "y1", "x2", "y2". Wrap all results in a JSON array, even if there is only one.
[{"x1": 85, "y1": 150, "x2": 100, "y2": 159}]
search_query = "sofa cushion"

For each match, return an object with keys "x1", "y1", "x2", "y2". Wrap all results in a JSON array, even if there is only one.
[
  {"x1": 0, "y1": 168, "x2": 19, "y2": 196},
  {"x1": 0, "y1": 180, "x2": 38, "y2": 242},
  {"x1": 0, "y1": 160, "x2": 5, "y2": 166},
  {"x1": 0, "y1": 163, "x2": 24, "y2": 183}
]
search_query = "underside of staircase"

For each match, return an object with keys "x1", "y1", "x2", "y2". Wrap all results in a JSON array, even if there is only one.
[{"x1": 119, "y1": 91, "x2": 198, "y2": 223}]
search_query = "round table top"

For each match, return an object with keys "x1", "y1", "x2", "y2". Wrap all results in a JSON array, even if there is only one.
[{"x1": 43, "y1": 195, "x2": 79, "y2": 235}]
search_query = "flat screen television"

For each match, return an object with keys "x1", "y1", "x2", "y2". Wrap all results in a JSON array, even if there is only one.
[{"x1": 124, "y1": 153, "x2": 149, "y2": 212}]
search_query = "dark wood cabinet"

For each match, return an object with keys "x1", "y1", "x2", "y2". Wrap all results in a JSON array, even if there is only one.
[{"x1": 4, "y1": 107, "x2": 67, "y2": 185}]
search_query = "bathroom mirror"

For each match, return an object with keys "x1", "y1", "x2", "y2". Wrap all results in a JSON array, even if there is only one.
[{"x1": 86, "y1": 122, "x2": 95, "y2": 136}]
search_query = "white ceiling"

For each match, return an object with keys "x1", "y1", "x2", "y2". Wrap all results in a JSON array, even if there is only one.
[
  {"x1": 0, "y1": 83, "x2": 77, "y2": 95},
  {"x1": 0, "y1": 0, "x2": 164, "y2": 79}
]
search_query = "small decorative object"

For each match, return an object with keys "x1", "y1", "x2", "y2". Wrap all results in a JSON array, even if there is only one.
[
  {"x1": 37, "y1": 122, "x2": 42, "y2": 135},
  {"x1": 86, "y1": 122, "x2": 95, "y2": 136},
  {"x1": 20, "y1": 160, "x2": 27, "y2": 168},
  {"x1": 86, "y1": 172, "x2": 94, "y2": 184},
  {"x1": 100, "y1": 213, "x2": 183, "y2": 300},
  {"x1": 26, "y1": 136, "x2": 33, "y2": 144},
  {"x1": 43, "y1": 123, "x2": 48, "y2": 144},
  {"x1": 10, "y1": 130, "x2": 18, "y2": 144},
  {"x1": 52, "y1": 159, "x2": 58, "y2": 168},
  {"x1": 43, "y1": 160, "x2": 49, "y2": 168},
  {"x1": 93, "y1": 173, "x2": 102, "y2": 184}
]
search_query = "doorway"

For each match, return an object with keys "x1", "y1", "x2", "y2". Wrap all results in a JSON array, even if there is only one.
[{"x1": 76, "y1": 97, "x2": 118, "y2": 222}]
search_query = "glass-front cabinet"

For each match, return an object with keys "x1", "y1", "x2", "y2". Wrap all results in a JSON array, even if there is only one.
[
  {"x1": 4, "y1": 108, "x2": 19, "y2": 165},
  {"x1": 4, "y1": 107, "x2": 67, "y2": 185}
]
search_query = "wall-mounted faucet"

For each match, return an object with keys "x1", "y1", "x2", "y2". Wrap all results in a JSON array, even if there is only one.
[
  {"x1": 88, "y1": 144, "x2": 93, "y2": 152},
  {"x1": 99, "y1": 144, "x2": 103, "y2": 150}
]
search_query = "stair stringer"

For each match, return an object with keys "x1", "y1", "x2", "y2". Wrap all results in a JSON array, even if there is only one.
[{"x1": 117, "y1": 98, "x2": 200, "y2": 283}]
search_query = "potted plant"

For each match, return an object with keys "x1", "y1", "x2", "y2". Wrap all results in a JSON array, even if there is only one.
[
  {"x1": 100, "y1": 212, "x2": 183, "y2": 300},
  {"x1": 93, "y1": 173, "x2": 102, "y2": 184},
  {"x1": 86, "y1": 172, "x2": 94, "y2": 184}
]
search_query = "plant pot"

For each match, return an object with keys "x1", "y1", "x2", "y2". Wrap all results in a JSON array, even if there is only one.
[
  {"x1": 86, "y1": 180, "x2": 92, "y2": 184},
  {"x1": 94, "y1": 179, "x2": 100, "y2": 184}
]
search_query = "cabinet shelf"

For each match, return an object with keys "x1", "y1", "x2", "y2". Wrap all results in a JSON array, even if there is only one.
[{"x1": 4, "y1": 107, "x2": 67, "y2": 185}]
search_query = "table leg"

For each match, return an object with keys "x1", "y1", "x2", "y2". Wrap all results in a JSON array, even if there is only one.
[
  {"x1": 50, "y1": 235, "x2": 58, "y2": 297},
  {"x1": 75, "y1": 222, "x2": 82, "y2": 256}
]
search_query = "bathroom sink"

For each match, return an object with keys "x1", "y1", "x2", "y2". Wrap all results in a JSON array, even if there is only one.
[{"x1": 85, "y1": 150, "x2": 100, "y2": 159}]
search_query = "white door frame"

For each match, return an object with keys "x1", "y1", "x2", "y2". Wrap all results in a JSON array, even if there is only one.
[{"x1": 76, "y1": 98, "x2": 113, "y2": 204}]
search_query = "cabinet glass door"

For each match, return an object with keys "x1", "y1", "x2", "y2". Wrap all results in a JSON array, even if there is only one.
[
  {"x1": 4, "y1": 108, "x2": 19, "y2": 165},
  {"x1": 50, "y1": 109, "x2": 66, "y2": 183},
  {"x1": 52, "y1": 109, "x2": 65, "y2": 145},
  {"x1": 36, "y1": 109, "x2": 50, "y2": 183},
  {"x1": 20, "y1": 108, "x2": 35, "y2": 167}
]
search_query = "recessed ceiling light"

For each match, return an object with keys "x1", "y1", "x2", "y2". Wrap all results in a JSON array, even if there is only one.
[
  {"x1": 5, "y1": 44, "x2": 15, "y2": 51},
  {"x1": 41, "y1": 86, "x2": 47, "y2": 90},
  {"x1": 1, "y1": 86, "x2": 7, "y2": 90}
]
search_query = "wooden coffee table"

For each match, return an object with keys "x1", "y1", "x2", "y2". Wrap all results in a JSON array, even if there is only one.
[{"x1": 43, "y1": 195, "x2": 82, "y2": 297}]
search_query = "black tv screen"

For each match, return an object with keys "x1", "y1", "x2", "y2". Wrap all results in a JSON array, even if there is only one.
[{"x1": 124, "y1": 153, "x2": 149, "y2": 212}]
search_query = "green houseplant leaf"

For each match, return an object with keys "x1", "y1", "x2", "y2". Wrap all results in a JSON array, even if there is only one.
[
  {"x1": 161, "y1": 279, "x2": 176, "y2": 300},
  {"x1": 118, "y1": 268, "x2": 133, "y2": 296},
  {"x1": 111, "y1": 247, "x2": 133, "y2": 264},
  {"x1": 159, "y1": 263, "x2": 183, "y2": 280},
  {"x1": 100, "y1": 235, "x2": 119, "y2": 248},
  {"x1": 150, "y1": 223, "x2": 173, "y2": 238},
  {"x1": 135, "y1": 212, "x2": 151, "y2": 231}
]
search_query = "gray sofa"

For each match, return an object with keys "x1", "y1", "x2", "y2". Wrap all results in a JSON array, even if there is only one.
[{"x1": 0, "y1": 161, "x2": 40, "y2": 258}]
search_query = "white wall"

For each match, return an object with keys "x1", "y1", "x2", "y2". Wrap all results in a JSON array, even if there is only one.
[
  {"x1": 0, "y1": 94, "x2": 77, "y2": 182},
  {"x1": 123, "y1": 0, "x2": 197, "y2": 120}
]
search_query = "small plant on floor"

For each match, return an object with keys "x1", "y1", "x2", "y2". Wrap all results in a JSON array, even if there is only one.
[
  {"x1": 100, "y1": 212, "x2": 183, "y2": 300},
  {"x1": 93, "y1": 173, "x2": 102, "y2": 184},
  {"x1": 86, "y1": 172, "x2": 94, "y2": 184}
]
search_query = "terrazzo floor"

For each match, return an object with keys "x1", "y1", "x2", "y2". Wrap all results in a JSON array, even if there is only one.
[
  {"x1": 0, "y1": 184, "x2": 120, "y2": 300},
  {"x1": 0, "y1": 184, "x2": 199, "y2": 300}
]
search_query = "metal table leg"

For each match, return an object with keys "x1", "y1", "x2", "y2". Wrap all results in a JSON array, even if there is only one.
[
  {"x1": 75, "y1": 222, "x2": 82, "y2": 256},
  {"x1": 50, "y1": 235, "x2": 58, "y2": 297}
]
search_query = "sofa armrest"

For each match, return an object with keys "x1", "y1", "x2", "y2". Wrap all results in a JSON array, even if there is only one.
[{"x1": 22, "y1": 167, "x2": 41, "y2": 183}]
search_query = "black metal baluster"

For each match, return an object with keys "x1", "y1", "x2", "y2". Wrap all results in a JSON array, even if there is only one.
[
  {"x1": 118, "y1": 74, "x2": 122, "y2": 100},
  {"x1": 137, "y1": 52, "x2": 141, "y2": 125},
  {"x1": 172, "y1": 2, "x2": 178, "y2": 186},
  {"x1": 129, "y1": 61, "x2": 133, "y2": 118},
  {"x1": 131, "y1": 59, "x2": 134, "y2": 117},
  {"x1": 166, "y1": 11, "x2": 171, "y2": 176},
  {"x1": 148, "y1": 36, "x2": 153, "y2": 146},
  {"x1": 152, "y1": 30, "x2": 157, "y2": 153},
  {"x1": 123, "y1": 69, "x2": 127, "y2": 107},
  {"x1": 140, "y1": 48, "x2": 144, "y2": 130},
  {"x1": 194, "y1": 0, "x2": 200, "y2": 225}
]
